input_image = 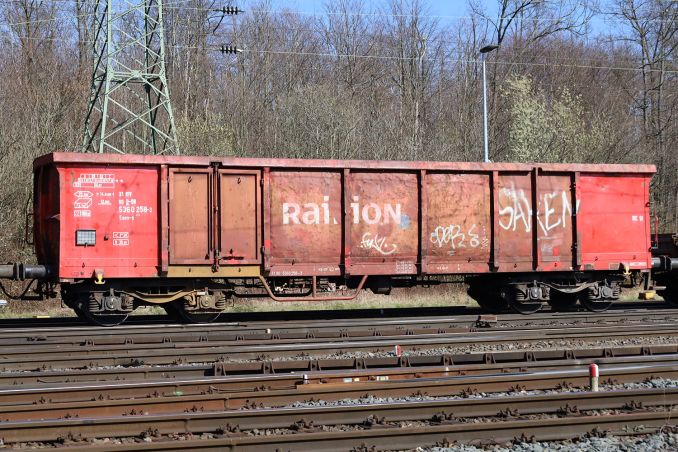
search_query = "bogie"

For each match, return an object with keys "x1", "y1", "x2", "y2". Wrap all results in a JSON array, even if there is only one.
[
  {"x1": 60, "y1": 280, "x2": 232, "y2": 326},
  {"x1": 547, "y1": 291, "x2": 580, "y2": 311}
]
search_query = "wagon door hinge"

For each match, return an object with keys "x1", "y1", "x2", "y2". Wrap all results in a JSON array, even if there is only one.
[{"x1": 211, "y1": 161, "x2": 221, "y2": 272}]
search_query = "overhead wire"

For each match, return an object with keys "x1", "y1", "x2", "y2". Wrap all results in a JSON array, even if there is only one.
[
  {"x1": 0, "y1": 0, "x2": 673, "y2": 75},
  {"x1": 0, "y1": 0, "x2": 668, "y2": 61},
  {"x1": 0, "y1": 29, "x2": 674, "y2": 75},
  {"x1": 0, "y1": 17, "x2": 661, "y2": 70},
  {"x1": 0, "y1": 0, "x2": 674, "y2": 24}
]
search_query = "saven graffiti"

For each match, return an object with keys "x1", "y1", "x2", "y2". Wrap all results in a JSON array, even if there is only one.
[{"x1": 499, "y1": 184, "x2": 580, "y2": 236}]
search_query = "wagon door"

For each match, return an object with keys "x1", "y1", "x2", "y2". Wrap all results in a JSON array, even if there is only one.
[
  {"x1": 169, "y1": 169, "x2": 212, "y2": 264},
  {"x1": 218, "y1": 170, "x2": 260, "y2": 264}
]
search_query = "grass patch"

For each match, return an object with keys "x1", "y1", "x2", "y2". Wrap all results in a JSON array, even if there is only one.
[
  {"x1": 0, "y1": 298, "x2": 73, "y2": 319},
  {"x1": 223, "y1": 284, "x2": 473, "y2": 313},
  {"x1": 1, "y1": 284, "x2": 473, "y2": 318}
]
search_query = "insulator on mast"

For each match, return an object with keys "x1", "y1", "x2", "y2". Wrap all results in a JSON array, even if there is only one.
[
  {"x1": 219, "y1": 45, "x2": 243, "y2": 54},
  {"x1": 215, "y1": 6, "x2": 243, "y2": 15}
]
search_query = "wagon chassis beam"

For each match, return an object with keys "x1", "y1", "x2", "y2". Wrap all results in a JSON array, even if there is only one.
[{"x1": 257, "y1": 275, "x2": 368, "y2": 302}]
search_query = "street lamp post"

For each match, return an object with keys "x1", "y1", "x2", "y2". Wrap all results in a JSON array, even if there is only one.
[{"x1": 480, "y1": 44, "x2": 498, "y2": 163}]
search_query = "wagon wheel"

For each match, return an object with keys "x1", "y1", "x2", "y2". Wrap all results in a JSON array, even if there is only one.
[
  {"x1": 64, "y1": 298, "x2": 89, "y2": 322},
  {"x1": 467, "y1": 284, "x2": 509, "y2": 313},
  {"x1": 63, "y1": 292, "x2": 128, "y2": 326},
  {"x1": 658, "y1": 283, "x2": 678, "y2": 306},
  {"x1": 508, "y1": 299, "x2": 542, "y2": 314},
  {"x1": 507, "y1": 287, "x2": 542, "y2": 315},
  {"x1": 580, "y1": 299, "x2": 613, "y2": 312},
  {"x1": 163, "y1": 301, "x2": 222, "y2": 324},
  {"x1": 547, "y1": 291, "x2": 579, "y2": 311},
  {"x1": 77, "y1": 308, "x2": 129, "y2": 327},
  {"x1": 72, "y1": 306, "x2": 89, "y2": 322},
  {"x1": 580, "y1": 288, "x2": 613, "y2": 313}
]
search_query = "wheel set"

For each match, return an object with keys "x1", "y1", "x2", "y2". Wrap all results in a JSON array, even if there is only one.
[{"x1": 470, "y1": 281, "x2": 618, "y2": 315}]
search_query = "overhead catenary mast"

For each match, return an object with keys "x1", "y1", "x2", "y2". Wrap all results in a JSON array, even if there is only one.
[{"x1": 81, "y1": 0, "x2": 179, "y2": 155}]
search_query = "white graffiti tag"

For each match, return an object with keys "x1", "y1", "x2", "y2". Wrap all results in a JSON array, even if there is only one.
[
  {"x1": 536, "y1": 191, "x2": 581, "y2": 236},
  {"x1": 360, "y1": 232, "x2": 397, "y2": 255},
  {"x1": 499, "y1": 183, "x2": 581, "y2": 236},
  {"x1": 282, "y1": 195, "x2": 402, "y2": 226},
  {"x1": 430, "y1": 224, "x2": 482, "y2": 251},
  {"x1": 499, "y1": 185, "x2": 532, "y2": 232}
]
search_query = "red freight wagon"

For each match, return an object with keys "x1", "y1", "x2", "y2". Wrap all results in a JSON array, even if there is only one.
[{"x1": 28, "y1": 152, "x2": 655, "y2": 324}]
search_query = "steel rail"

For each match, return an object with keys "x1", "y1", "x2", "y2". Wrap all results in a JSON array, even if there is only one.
[
  {"x1": 2, "y1": 380, "x2": 678, "y2": 424},
  {"x1": 4, "y1": 323, "x2": 678, "y2": 370},
  {"x1": 2, "y1": 314, "x2": 677, "y2": 348},
  {"x1": 0, "y1": 320, "x2": 656, "y2": 347},
  {"x1": 70, "y1": 410, "x2": 678, "y2": 451},
  {"x1": 2, "y1": 343, "x2": 678, "y2": 385},
  {"x1": 8, "y1": 321, "x2": 678, "y2": 353},
  {"x1": 1, "y1": 388, "x2": 677, "y2": 444},
  {"x1": 2, "y1": 362, "x2": 678, "y2": 407},
  {"x1": 0, "y1": 306, "x2": 674, "y2": 342}
]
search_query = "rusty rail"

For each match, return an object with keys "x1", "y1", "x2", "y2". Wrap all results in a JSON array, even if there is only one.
[
  {"x1": 3, "y1": 311, "x2": 678, "y2": 449},
  {"x1": 2, "y1": 388, "x2": 677, "y2": 445},
  {"x1": 4, "y1": 323, "x2": 678, "y2": 371},
  {"x1": 3, "y1": 361, "x2": 678, "y2": 407},
  {"x1": 2, "y1": 343, "x2": 678, "y2": 385},
  {"x1": 0, "y1": 303, "x2": 673, "y2": 339},
  {"x1": 76, "y1": 410, "x2": 678, "y2": 451}
]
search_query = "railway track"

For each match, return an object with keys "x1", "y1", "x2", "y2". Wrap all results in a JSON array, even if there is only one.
[
  {"x1": 3, "y1": 309, "x2": 678, "y2": 449},
  {"x1": 0, "y1": 309, "x2": 678, "y2": 364},
  {"x1": 73, "y1": 410, "x2": 678, "y2": 451},
  {"x1": 2, "y1": 342, "x2": 678, "y2": 385},
  {"x1": 2, "y1": 364, "x2": 678, "y2": 448},
  {"x1": 0, "y1": 301, "x2": 675, "y2": 338},
  {"x1": 3, "y1": 321, "x2": 678, "y2": 371},
  {"x1": 2, "y1": 346, "x2": 678, "y2": 409},
  {"x1": 5, "y1": 359, "x2": 678, "y2": 407}
]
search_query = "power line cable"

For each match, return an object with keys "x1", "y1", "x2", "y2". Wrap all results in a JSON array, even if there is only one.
[
  {"x1": 0, "y1": 11, "x2": 664, "y2": 69},
  {"x1": 0, "y1": 0, "x2": 674, "y2": 24},
  {"x1": 2, "y1": 31, "x2": 674, "y2": 75}
]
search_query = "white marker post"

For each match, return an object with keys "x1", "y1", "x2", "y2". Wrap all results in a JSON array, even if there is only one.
[{"x1": 589, "y1": 363, "x2": 599, "y2": 392}]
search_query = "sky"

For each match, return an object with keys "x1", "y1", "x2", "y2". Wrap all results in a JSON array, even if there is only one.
[{"x1": 240, "y1": 0, "x2": 617, "y2": 38}]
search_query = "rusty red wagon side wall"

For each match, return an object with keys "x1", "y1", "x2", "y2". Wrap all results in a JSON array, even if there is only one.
[
  {"x1": 34, "y1": 163, "x2": 161, "y2": 279},
  {"x1": 32, "y1": 152, "x2": 655, "y2": 282}
]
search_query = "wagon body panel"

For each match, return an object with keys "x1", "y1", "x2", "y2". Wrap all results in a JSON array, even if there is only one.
[
  {"x1": 535, "y1": 174, "x2": 574, "y2": 270},
  {"x1": 346, "y1": 172, "x2": 419, "y2": 276},
  {"x1": 33, "y1": 152, "x2": 655, "y2": 283},
  {"x1": 424, "y1": 173, "x2": 492, "y2": 274},
  {"x1": 268, "y1": 170, "x2": 342, "y2": 277},
  {"x1": 168, "y1": 168, "x2": 211, "y2": 264},
  {"x1": 578, "y1": 174, "x2": 652, "y2": 271},
  {"x1": 55, "y1": 164, "x2": 160, "y2": 279}
]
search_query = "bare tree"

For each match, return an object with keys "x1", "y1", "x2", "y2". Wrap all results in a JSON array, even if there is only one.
[
  {"x1": 1, "y1": 0, "x2": 60, "y2": 67},
  {"x1": 381, "y1": 0, "x2": 442, "y2": 159},
  {"x1": 612, "y1": 0, "x2": 678, "y2": 230},
  {"x1": 320, "y1": 0, "x2": 381, "y2": 93}
]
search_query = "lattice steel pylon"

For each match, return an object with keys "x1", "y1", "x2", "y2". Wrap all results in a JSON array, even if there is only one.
[{"x1": 81, "y1": 0, "x2": 180, "y2": 154}]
